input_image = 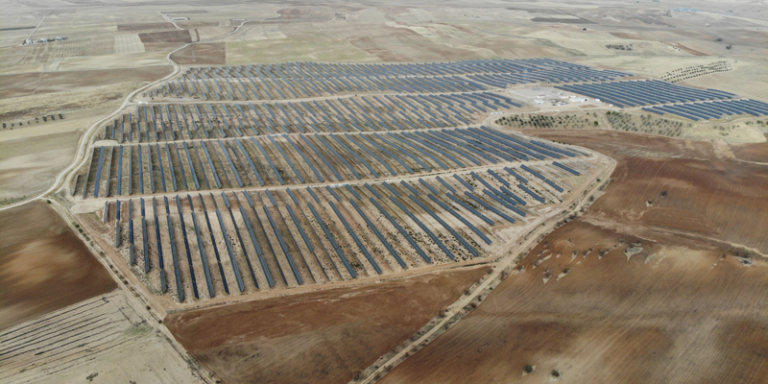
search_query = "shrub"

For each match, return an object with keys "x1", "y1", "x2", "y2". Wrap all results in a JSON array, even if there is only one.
[{"x1": 524, "y1": 364, "x2": 534, "y2": 374}]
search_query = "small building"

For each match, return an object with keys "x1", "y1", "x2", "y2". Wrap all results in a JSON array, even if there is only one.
[{"x1": 570, "y1": 96, "x2": 589, "y2": 103}]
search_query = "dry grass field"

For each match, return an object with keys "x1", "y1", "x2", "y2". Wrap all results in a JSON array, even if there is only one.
[
  {"x1": 0, "y1": 291, "x2": 207, "y2": 384},
  {"x1": 170, "y1": 43, "x2": 225, "y2": 65},
  {"x1": 0, "y1": 66, "x2": 170, "y2": 99}
]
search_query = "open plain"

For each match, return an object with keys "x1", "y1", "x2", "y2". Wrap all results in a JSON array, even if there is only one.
[{"x1": 1, "y1": 0, "x2": 767, "y2": 383}]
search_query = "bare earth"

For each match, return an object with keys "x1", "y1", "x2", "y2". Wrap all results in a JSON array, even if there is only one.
[
  {"x1": 0, "y1": 201, "x2": 116, "y2": 330},
  {"x1": 730, "y1": 134, "x2": 768, "y2": 163},
  {"x1": 165, "y1": 266, "x2": 491, "y2": 384}
]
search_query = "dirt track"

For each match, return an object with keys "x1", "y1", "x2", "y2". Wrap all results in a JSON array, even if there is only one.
[
  {"x1": 165, "y1": 266, "x2": 490, "y2": 384},
  {"x1": 170, "y1": 43, "x2": 225, "y2": 65}
]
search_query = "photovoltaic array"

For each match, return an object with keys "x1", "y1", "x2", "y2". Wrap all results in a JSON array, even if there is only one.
[{"x1": 79, "y1": 58, "x2": 602, "y2": 303}]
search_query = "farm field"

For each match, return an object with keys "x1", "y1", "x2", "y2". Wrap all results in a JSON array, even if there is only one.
[
  {"x1": 0, "y1": 291, "x2": 207, "y2": 384},
  {"x1": 0, "y1": 201, "x2": 115, "y2": 330},
  {"x1": 524, "y1": 130, "x2": 768, "y2": 254},
  {"x1": 730, "y1": 134, "x2": 768, "y2": 163},
  {"x1": 165, "y1": 266, "x2": 491, "y2": 384}
]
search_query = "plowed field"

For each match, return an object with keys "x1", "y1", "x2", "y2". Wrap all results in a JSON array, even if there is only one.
[
  {"x1": 166, "y1": 266, "x2": 490, "y2": 384},
  {"x1": 0, "y1": 201, "x2": 115, "y2": 330}
]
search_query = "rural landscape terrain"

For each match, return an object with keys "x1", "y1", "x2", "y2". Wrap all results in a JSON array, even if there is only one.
[{"x1": 1, "y1": 0, "x2": 767, "y2": 383}]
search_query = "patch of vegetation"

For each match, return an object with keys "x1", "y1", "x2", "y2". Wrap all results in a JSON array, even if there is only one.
[
  {"x1": 524, "y1": 364, "x2": 535, "y2": 374},
  {"x1": 605, "y1": 111, "x2": 683, "y2": 137},
  {"x1": 496, "y1": 114, "x2": 591, "y2": 129}
]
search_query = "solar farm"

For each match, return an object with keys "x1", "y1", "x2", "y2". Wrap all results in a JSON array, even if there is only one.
[
  {"x1": 64, "y1": 57, "x2": 768, "y2": 304},
  {"x1": 62, "y1": 58, "x2": 620, "y2": 304},
  {"x1": 556, "y1": 79, "x2": 768, "y2": 121},
  {"x1": 146, "y1": 59, "x2": 632, "y2": 101}
]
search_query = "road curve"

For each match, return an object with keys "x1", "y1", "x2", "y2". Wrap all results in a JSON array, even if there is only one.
[{"x1": 0, "y1": 21, "x2": 246, "y2": 213}]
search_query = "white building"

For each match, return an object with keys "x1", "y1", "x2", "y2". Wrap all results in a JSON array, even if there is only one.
[{"x1": 570, "y1": 96, "x2": 589, "y2": 103}]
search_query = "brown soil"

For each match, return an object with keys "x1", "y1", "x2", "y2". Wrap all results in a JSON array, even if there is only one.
[
  {"x1": 165, "y1": 266, "x2": 491, "y2": 384},
  {"x1": 381, "y1": 221, "x2": 768, "y2": 384},
  {"x1": 142, "y1": 42, "x2": 186, "y2": 52},
  {"x1": 117, "y1": 22, "x2": 176, "y2": 32},
  {"x1": 0, "y1": 66, "x2": 172, "y2": 99},
  {"x1": 672, "y1": 42, "x2": 709, "y2": 56},
  {"x1": 175, "y1": 21, "x2": 221, "y2": 29},
  {"x1": 730, "y1": 134, "x2": 768, "y2": 163},
  {"x1": 380, "y1": 131, "x2": 768, "y2": 384},
  {"x1": 170, "y1": 43, "x2": 225, "y2": 65},
  {"x1": 0, "y1": 201, "x2": 116, "y2": 330},
  {"x1": 139, "y1": 30, "x2": 192, "y2": 44}
]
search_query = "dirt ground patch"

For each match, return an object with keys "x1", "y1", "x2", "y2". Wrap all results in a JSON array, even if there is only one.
[
  {"x1": 0, "y1": 66, "x2": 171, "y2": 99},
  {"x1": 0, "y1": 201, "x2": 116, "y2": 330},
  {"x1": 731, "y1": 134, "x2": 768, "y2": 163},
  {"x1": 170, "y1": 42, "x2": 225, "y2": 64},
  {"x1": 165, "y1": 266, "x2": 490, "y2": 384},
  {"x1": 139, "y1": 29, "x2": 192, "y2": 44},
  {"x1": 381, "y1": 221, "x2": 768, "y2": 384}
]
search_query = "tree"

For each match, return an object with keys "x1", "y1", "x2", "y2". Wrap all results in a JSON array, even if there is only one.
[{"x1": 524, "y1": 364, "x2": 535, "y2": 374}]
